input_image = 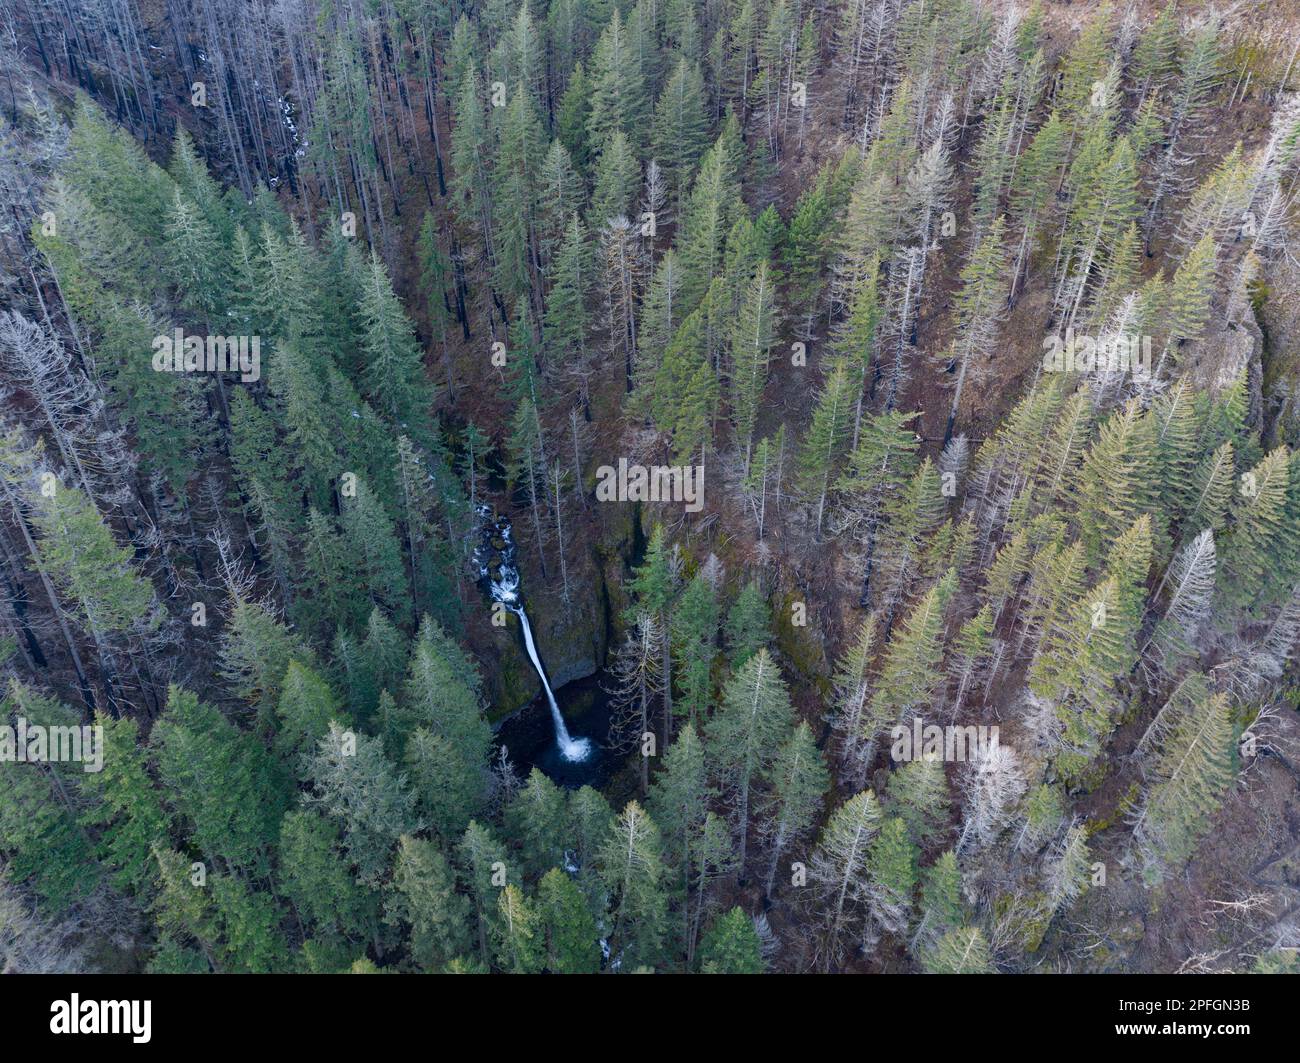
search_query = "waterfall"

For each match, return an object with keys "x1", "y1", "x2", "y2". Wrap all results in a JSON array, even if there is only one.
[
  {"x1": 511, "y1": 603, "x2": 591, "y2": 762},
  {"x1": 476, "y1": 507, "x2": 591, "y2": 763}
]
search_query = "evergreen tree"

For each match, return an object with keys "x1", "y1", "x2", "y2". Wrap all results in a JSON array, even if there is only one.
[
  {"x1": 152, "y1": 685, "x2": 289, "y2": 872},
  {"x1": 761, "y1": 722, "x2": 830, "y2": 898},
  {"x1": 275, "y1": 661, "x2": 346, "y2": 779},
  {"x1": 79, "y1": 712, "x2": 169, "y2": 893},
  {"x1": 1221, "y1": 446, "x2": 1290, "y2": 610},
  {"x1": 278, "y1": 811, "x2": 375, "y2": 944},
  {"x1": 866, "y1": 816, "x2": 918, "y2": 935},
  {"x1": 800, "y1": 358, "x2": 857, "y2": 536},
  {"x1": 653, "y1": 58, "x2": 711, "y2": 206},
  {"x1": 586, "y1": 10, "x2": 649, "y2": 156},
  {"x1": 537, "y1": 868, "x2": 600, "y2": 974},
  {"x1": 699, "y1": 907, "x2": 764, "y2": 973},
  {"x1": 397, "y1": 618, "x2": 492, "y2": 838},
  {"x1": 706, "y1": 648, "x2": 795, "y2": 875},
  {"x1": 884, "y1": 754, "x2": 951, "y2": 847},
  {"x1": 504, "y1": 768, "x2": 569, "y2": 879},
  {"x1": 626, "y1": 525, "x2": 679, "y2": 727},
  {"x1": 597, "y1": 800, "x2": 670, "y2": 970},
  {"x1": 808, "y1": 789, "x2": 882, "y2": 969},
  {"x1": 306, "y1": 722, "x2": 420, "y2": 886},
  {"x1": 924, "y1": 926, "x2": 994, "y2": 973},
  {"x1": 724, "y1": 581, "x2": 771, "y2": 667},
  {"x1": 867, "y1": 570, "x2": 958, "y2": 748},
  {"x1": 672, "y1": 567, "x2": 720, "y2": 722},
  {"x1": 589, "y1": 129, "x2": 640, "y2": 226},
  {"x1": 729, "y1": 261, "x2": 778, "y2": 468},
  {"x1": 1131, "y1": 685, "x2": 1235, "y2": 884},
  {"x1": 386, "y1": 835, "x2": 472, "y2": 970},
  {"x1": 494, "y1": 883, "x2": 544, "y2": 973},
  {"x1": 457, "y1": 820, "x2": 512, "y2": 967}
]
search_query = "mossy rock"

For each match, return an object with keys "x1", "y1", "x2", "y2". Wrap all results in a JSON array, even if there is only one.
[
  {"x1": 993, "y1": 889, "x2": 1052, "y2": 954},
  {"x1": 774, "y1": 589, "x2": 830, "y2": 696}
]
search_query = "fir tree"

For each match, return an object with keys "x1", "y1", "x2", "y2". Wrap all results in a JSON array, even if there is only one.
[
  {"x1": 386, "y1": 835, "x2": 472, "y2": 970},
  {"x1": 537, "y1": 867, "x2": 600, "y2": 973},
  {"x1": 706, "y1": 648, "x2": 795, "y2": 876},
  {"x1": 761, "y1": 722, "x2": 831, "y2": 898},
  {"x1": 699, "y1": 907, "x2": 764, "y2": 973}
]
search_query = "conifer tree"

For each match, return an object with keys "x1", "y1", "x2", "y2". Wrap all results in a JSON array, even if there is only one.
[
  {"x1": 1075, "y1": 399, "x2": 1157, "y2": 566},
  {"x1": 799, "y1": 359, "x2": 857, "y2": 537},
  {"x1": 923, "y1": 926, "x2": 994, "y2": 973},
  {"x1": 545, "y1": 216, "x2": 595, "y2": 411},
  {"x1": 672, "y1": 567, "x2": 720, "y2": 722},
  {"x1": 829, "y1": 613, "x2": 879, "y2": 782},
  {"x1": 867, "y1": 570, "x2": 958, "y2": 749},
  {"x1": 340, "y1": 481, "x2": 413, "y2": 628},
  {"x1": 556, "y1": 62, "x2": 593, "y2": 173},
  {"x1": 306, "y1": 722, "x2": 419, "y2": 886},
  {"x1": 0, "y1": 719, "x2": 100, "y2": 910},
  {"x1": 949, "y1": 604, "x2": 994, "y2": 714},
  {"x1": 396, "y1": 617, "x2": 492, "y2": 837},
  {"x1": 1221, "y1": 446, "x2": 1290, "y2": 610},
  {"x1": 653, "y1": 58, "x2": 711, "y2": 206},
  {"x1": 275, "y1": 661, "x2": 346, "y2": 779},
  {"x1": 724, "y1": 581, "x2": 771, "y2": 667},
  {"x1": 943, "y1": 217, "x2": 1007, "y2": 439},
  {"x1": 589, "y1": 130, "x2": 640, "y2": 229},
  {"x1": 386, "y1": 834, "x2": 473, "y2": 971},
  {"x1": 1131, "y1": 688, "x2": 1234, "y2": 884},
  {"x1": 597, "y1": 800, "x2": 670, "y2": 970},
  {"x1": 761, "y1": 722, "x2": 830, "y2": 898},
  {"x1": 494, "y1": 883, "x2": 544, "y2": 973},
  {"x1": 358, "y1": 252, "x2": 436, "y2": 437},
  {"x1": 537, "y1": 867, "x2": 600, "y2": 973},
  {"x1": 152, "y1": 686, "x2": 290, "y2": 873},
  {"x1": 221, "y1": 596, "x2": 317, "y2": 726},
  {"x1": 626, "y1": 525, "x2": 679, "y2": 727},
  {"x1": 567, "y1": 786, "x2": 616, "y2": 910},
  {"x1": 677, "y1": 119, "x2": 745, "y2": 311},
  {"x1": 457, "y1": 820, "x2": 512, "y2": 966},
  {"x1": 699, "y1": 907, "x2": 764, "y2": 973},
  {"x1": 866, "y1": 816, "x2": 918, "y2": 935},
  {"x1": 586, "y1": 10, "x2": 649, "y2": 156},
  {"x1": 808, "y1": 789, "x2": 882, "y2": 969},
  {"x1": 279, "y1": 810, "x2": 375, "y2": 945},
  {"x1": 210, "y1": 875, "x2": 289, "y2": 974},
  {"x1": 503, "y1": 768, "x2": 569, "y2": 879},
  {"x1": 79, "y1": 712, "x2": 169, "y2": 893},
  {"x1": 884, "y1": 754, "x2": 951, "y2": 846},
  {"x1": 706, "y1": 649, "x2": 795, "y2": 875},
  {"x1": 1143, "y1": 13, "x2": 1222, "y2": 246},
  {"x1": 32, "y1": 481, "x2": 156, "y2": 641},
  {"x1": 729, "y1": 260, "x2": 777, "y2": 469}
]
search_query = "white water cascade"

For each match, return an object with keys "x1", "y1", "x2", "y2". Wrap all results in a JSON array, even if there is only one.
[
  {"x1": 476, "y1": 508, "x2": 591, "y2": 763},
  {"x1": 512, "y1": 603, "x2": 591, "y2": 762}
]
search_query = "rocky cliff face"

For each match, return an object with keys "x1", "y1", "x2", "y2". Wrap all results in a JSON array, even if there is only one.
[{"x1": 481, "y1": 502, "x2": 637, "y2": 721}]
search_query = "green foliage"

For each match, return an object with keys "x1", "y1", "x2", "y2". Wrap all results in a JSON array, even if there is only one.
[
  {"x1": 699, "y1": 907, "x2": 763, "y2": 973},
  {"x1": 152, "y1": 686, "x2": 290, "y2": 872},
  {"x1": 537, "y1": 868, "x2": 600, "y2": 973}
]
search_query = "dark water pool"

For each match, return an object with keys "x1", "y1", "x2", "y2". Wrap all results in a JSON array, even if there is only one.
[{"x1": 494, "y1": 673, "x2": 624, "y2": 788}]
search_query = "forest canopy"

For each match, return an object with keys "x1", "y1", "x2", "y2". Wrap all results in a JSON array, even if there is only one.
[{"x1": 0, "y1": 0, "x2": 1298, "y2": 977}]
